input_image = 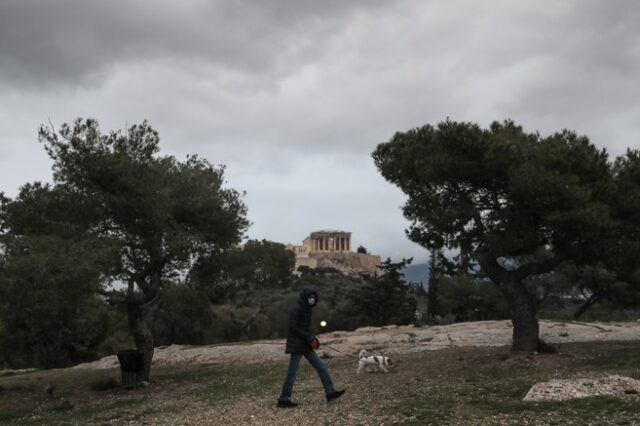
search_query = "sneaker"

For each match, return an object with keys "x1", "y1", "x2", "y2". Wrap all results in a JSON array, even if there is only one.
[
  {"x1": 277, "y1": 399, "x2": 298, "y2": 408},
  {"x1": 326, "y1": 389, "x2": 346, "y2": 403}
]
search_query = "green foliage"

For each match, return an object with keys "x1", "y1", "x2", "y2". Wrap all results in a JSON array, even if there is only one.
[
  {"x1": 345, "y1": 258, "x2": 418, "y2": 326},
  {"x1": 38, "y1": 118, "x2": 249, "y2": 282},
  {"x1": 184, "y1": 239, "x2": 295, "y2": 343},
  {"x1": 97, "y1": 306, "x2": 134, "y2": 355},
  {"x1": 0, "y1": 119, "x2": 249, "y2": 371},
  {"x1": 373, "y1": 119, "x2": 617, "y2": 350},
  {"x1": 435, "y1": 276, "x2": 509, "y2": 322},
  {"x1": 190, "y1": 239, "x2": 295, "y2": 304},
  {"x1": 0, "y1": 183, "x2": 117, "y2": 368},
  {"x1": 540, "y1": 150, "x2": 640, "y2": 319},
  {"x1": 587, "y1": 150, "x2": 640, "y2": 306},
  {"x1": 0, "y1": 235, "x2": 111, "y2": 368},
  {"x1": 231, "y1": 239, "x2": 295, "y2": 289},
  {"x1": 195, "y1": 266, "x2": 428, "y2": 344},
  {"x1": 152, "y1": 282, "x2": 216, "y2": 346},
  {"x1": 35, "y1": 119, "x2": 247, "y2": 358},
  {"x1": 373, "y1": 119, "x2": 611, "y2": 265}
]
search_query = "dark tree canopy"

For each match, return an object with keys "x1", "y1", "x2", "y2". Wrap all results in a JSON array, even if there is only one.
[
  {"x1": 40, "y1": 119, "x2": 249, "y2": 275},
  {"x1": 189, "y1": 239, "x2": 295, "y2": 304},
  {"x1": 608, "y1": 150, "x2": 640, "y2": 283},
  {"x1": 347, "y1": 258, "x2": 416, "y2": 326},
  {"x1": 1, "y1": 118, "x2": 249, "y2": 375},
  {"x1": 373, "y1": 120, "x2": 611, "y2": 261},
  {"x1": 0, "y1": 183, "x2": 115, "y2": 368},
  {"x1": 373, "y1": 119, "x2": 613, "y2": 351},
  {"x1": 575, "y1": 149, "x2": 640, "y2": 313}
]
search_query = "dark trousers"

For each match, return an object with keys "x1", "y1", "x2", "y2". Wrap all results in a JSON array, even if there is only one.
[{"x1": 279, "y1": 350, "x2": 335, "y2": 401}]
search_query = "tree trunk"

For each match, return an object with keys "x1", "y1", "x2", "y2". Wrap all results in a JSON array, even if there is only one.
[
  {"x1": 127, "y1": 293, "x2": 160, "y2": 382},
  {"x1": 503, "y1": 280, "x2": 539, "y2": 353},
  {"x1": 476, "y1": 250, "x2": 560, "y2": 353}
]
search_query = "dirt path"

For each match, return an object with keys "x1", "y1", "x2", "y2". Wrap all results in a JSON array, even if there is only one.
[{"x1": 75, "y1": 319, "x2": 640, "y2": 370}]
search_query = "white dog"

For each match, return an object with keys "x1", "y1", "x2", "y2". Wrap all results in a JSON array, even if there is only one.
[{"x1": 357, "y1": 350, "x2": 395, "y2": 374}]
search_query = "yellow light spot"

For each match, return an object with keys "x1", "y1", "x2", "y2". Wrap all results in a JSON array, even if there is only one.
[{"x1": 320, "y1": 321, "x2": 327, "y2": 327}]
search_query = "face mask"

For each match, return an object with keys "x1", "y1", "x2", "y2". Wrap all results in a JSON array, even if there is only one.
[{"x1": 307, "y1": 297, "x2": 316, "y2": 306}]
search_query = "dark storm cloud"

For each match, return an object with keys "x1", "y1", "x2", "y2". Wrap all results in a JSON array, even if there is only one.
[
  {"x1": 1, "y1": 0, "x2": 640, "y2": 260},
  {"x1": 484, "y1": 1, "x2": 640, "y2": 155},
  {"x1": 0, "y1": 0, "x2": 387, "y2": 88}
]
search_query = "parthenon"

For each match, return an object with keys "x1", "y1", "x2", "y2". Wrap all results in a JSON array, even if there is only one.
[
  {"x1": 303, "y1": 230, "x2": 351, "y2": 253},
  {"x1": 286, "y1": 230, "x2": 381, "y2": 276}
]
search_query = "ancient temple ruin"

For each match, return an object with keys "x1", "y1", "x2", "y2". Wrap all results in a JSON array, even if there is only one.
[{"x1": 287, "y1": 230, "x2": 381, "y2": 276}]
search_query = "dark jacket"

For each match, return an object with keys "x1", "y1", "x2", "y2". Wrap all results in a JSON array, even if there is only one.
[{"x1": 285, "y1": 287, "x2": 318, "y2": 354}]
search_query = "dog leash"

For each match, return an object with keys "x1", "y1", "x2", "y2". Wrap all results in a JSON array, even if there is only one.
[{"x1": 324, "y1": 344, "x2": 358, "y2": 358}]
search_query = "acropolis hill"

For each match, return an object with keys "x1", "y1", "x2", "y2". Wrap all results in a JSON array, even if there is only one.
[{"x1": 286, "y1": 230, "x2": 381, "y2": 276}]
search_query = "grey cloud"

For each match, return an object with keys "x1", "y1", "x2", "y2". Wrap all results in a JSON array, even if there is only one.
[
  {"x1": 0, "y1": 0, "x2": 388, "y2": 89},
  {"x1": 2, "y1": 0, "x2": 640, "y2": 261}
]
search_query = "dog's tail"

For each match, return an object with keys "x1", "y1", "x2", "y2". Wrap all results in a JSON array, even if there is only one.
[{"x1": 358, "y1": 349, "x2": 367, "y2": 359}]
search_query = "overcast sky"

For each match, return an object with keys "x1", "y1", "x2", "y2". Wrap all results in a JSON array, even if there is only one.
[{"x1": 1, "y1": 0, "x2": 639, "y2": 262}]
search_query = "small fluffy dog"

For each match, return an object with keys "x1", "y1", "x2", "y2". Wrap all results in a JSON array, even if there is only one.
[{"x1": 357, "y1": 350, "x2": 395, "y2": 374}]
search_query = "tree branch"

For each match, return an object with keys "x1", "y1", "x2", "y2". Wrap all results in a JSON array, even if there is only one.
[
  {"x1": 98, "y1": 288, "x2": 146, "y2": 306},
  {"x1": 514, "y1": 256, "x2": 564, "y2": 281},
  {"x1": 475, "y1": 248, "x2": 507, "y2": 284}
]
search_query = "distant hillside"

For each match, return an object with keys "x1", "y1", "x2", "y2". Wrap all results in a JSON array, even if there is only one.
[{"x1": 400, "y1": 262, "x2": 429, "y2": 288}]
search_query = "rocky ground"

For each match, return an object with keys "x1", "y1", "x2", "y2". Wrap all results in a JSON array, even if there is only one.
[{"x1": 75, "y1": 319, "x2": 640, "y2": 370}]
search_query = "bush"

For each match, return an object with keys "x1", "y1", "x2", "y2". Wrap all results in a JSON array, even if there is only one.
[
  {"x1": 98, "y1": 307, "x2": 134, "y2": 355},
  {"x1": 434, "y1": 276, "x2": 509, "y2": 322},
  {"x1": 153, "y1": 283, "x2": 216, "y2": 346}
]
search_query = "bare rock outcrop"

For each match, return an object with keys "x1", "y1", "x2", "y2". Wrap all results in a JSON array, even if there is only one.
[{"x1": 524, "y1": 375, "x2": 640, "y2": 401}]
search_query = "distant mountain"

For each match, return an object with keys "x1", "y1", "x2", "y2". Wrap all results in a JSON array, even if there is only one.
[{"x1": 400, "y1": 262, "x2": 429, "y2": 288}]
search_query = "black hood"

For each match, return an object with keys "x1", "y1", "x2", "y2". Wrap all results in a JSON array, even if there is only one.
[{"x1": 298, "y1": 287, "x2": 318, "y2": 308}]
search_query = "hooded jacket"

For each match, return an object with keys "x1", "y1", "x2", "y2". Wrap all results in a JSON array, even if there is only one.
[{"x1": 285, "y1": 287, "x2": 318, "y2": 354}]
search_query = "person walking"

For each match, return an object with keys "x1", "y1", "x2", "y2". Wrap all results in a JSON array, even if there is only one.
[{"x1": 277, "y1": 287, "x2": 345, "y2": 408}]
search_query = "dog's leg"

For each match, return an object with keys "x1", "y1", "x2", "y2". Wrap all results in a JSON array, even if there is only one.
[
  {"x1": 357, "y1": 363, "x2": 363, "y2": 374},
  {"x1": 380, "y1": 364, "x2": 389, "y2": 373}
]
